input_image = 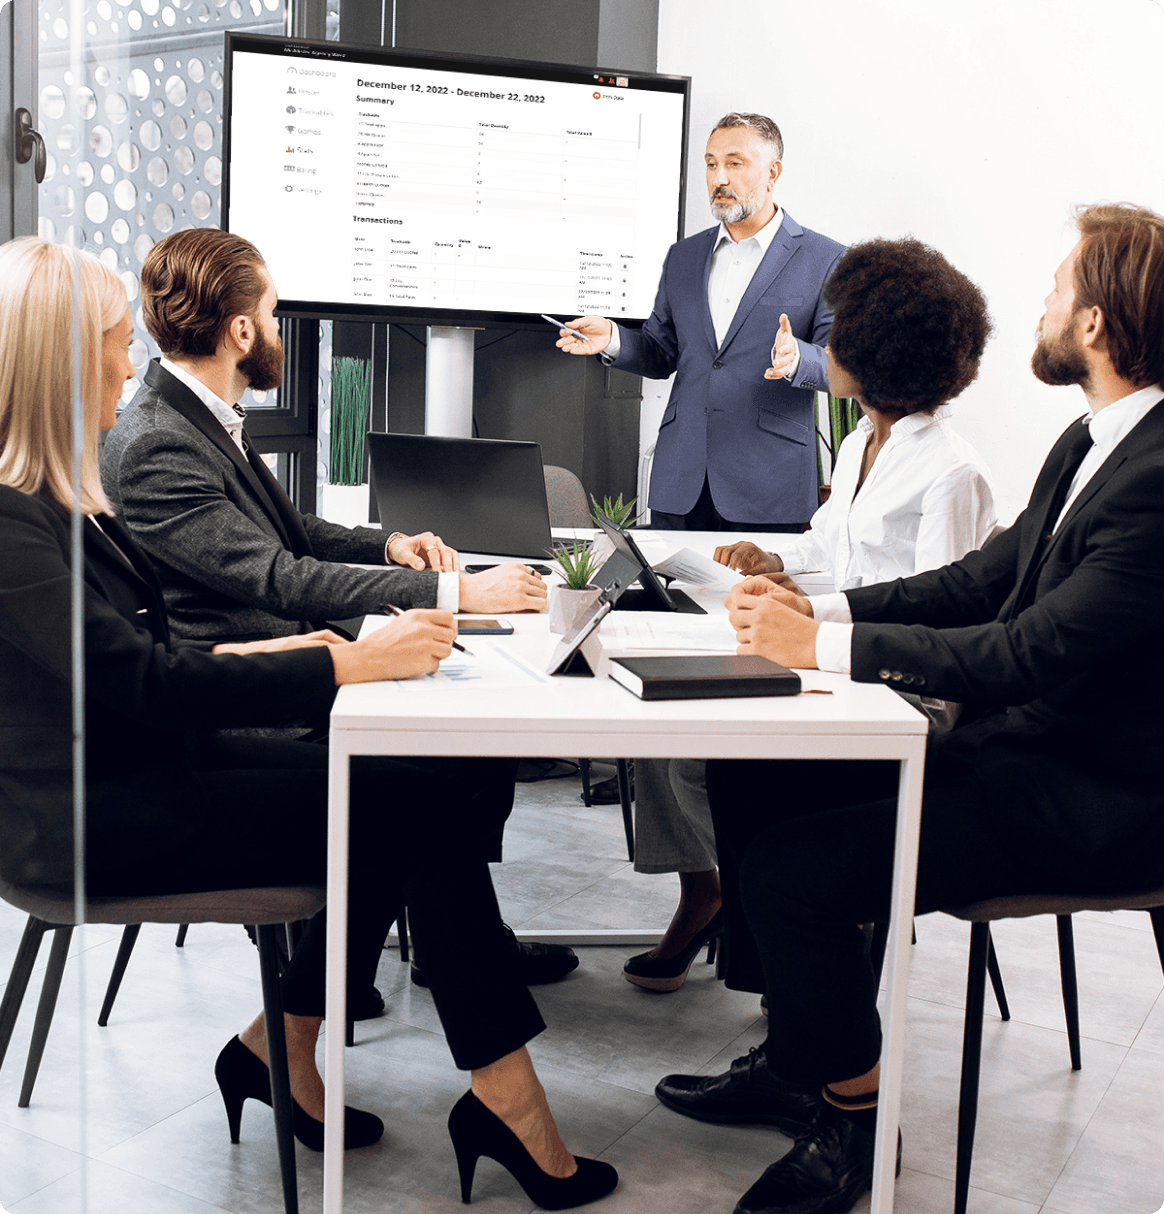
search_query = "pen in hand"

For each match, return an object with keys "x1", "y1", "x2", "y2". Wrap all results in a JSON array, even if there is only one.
[
  {"x1": 383, "y1": 604, "x2": 473, "y2": 655},
  {"x1": 382, "y1": 603, "x2": 471, "y2": 655}
]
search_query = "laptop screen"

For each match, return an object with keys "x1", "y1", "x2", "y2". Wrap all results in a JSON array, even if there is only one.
[{"x1": 366, "y1": 432, "x2": 554, "y2": 558}]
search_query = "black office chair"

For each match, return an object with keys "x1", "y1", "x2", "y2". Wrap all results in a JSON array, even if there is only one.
[
  {"x1": 0, "y1": 876, "x2": 327, "y2": 1214},
  {"x1": 942, "y1": 888, "x2": 1164, "y2": 1214}
]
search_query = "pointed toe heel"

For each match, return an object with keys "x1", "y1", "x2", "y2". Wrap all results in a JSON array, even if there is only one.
[
  {"x1": 214, "y1": 1034, "x2": 384, "y2": 1152},
  {"x1": 447, "y1": 1090, "x2": 617, "y2": 1209}
]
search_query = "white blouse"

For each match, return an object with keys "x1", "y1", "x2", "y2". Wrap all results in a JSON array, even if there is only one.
[{"x1": 775, "y1": 406, "x2": 997, "y2": 591}]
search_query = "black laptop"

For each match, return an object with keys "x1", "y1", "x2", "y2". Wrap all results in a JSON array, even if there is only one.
[{"x1": 366, "y1": 433, "x2": 554, "y2": 558}]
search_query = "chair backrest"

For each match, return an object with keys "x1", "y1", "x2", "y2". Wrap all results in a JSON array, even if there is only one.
[{"x1": 543, "y1": 465, "x2": 591, "y2": 528}]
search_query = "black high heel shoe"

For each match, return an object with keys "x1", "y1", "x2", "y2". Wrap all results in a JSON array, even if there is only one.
[
  {"x1": 214, "y1": 1035, "x2": 384, "y2": 1152},
  {"x1": 622, "y1": 908, "x2": 724, "y2": 992},
  {"x1": 447, "y1": 1090, "x2": 618, "y2": 1209}
]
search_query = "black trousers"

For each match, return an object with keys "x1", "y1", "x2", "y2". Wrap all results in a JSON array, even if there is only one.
[
  {"x1": 85, "y1": 734, "x2": 545, "y2": 1071},
  {"x1": 705, "y1": 753, "x2": 1164, "y2": 1088},
  {"x1": 651, "y1": 474, "x2": 806, "y2": 533}
]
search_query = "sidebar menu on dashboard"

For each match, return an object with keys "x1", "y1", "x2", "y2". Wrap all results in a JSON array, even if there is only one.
[{"x1": 227, "y1": 44, "x2": 685, "y2": 319}]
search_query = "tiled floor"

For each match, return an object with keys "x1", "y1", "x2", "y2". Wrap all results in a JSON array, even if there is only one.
[{"x1": 1, "y1": 763, "x2": 1162, "y2": 1214}]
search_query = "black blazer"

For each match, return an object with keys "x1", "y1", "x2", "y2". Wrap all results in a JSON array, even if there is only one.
[
  {"x1": 0, "y1": 486, "x2": 337, "y2": 884},
  {"x1": 100, "y1": 360, "x2": 438, "y2": 645},
  {"x1": 846, "y1": 400, "x2": 1164, "y2": 882}
]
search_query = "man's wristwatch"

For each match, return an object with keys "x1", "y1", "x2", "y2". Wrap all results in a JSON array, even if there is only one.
[{"x1": 385, "y1": 531, "x2": 407, "y2": 563}]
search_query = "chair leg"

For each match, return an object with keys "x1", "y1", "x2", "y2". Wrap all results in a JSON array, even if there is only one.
[
  {"x1": 616, "y1": 758, "x2": 635, "y2": 862},
  {"x1": 579, "y1": 758, "x2": 593, "y2": 807},
  {"x1": 869, "y1": 921, "x2": 889, "y2": 985},
  {"x1": 985, "y1": 928, "x2": 1010, "y2": 1021},
  {"x1": 955, "y1": 921, "x2": 991, "y2": 1214},
  {"x1": 0, "y1": 917, "x2": 50, "y2": 1074},
  {"x1": 397, "y1": 904, "x2": 410, "y2": 965},
  {"x1": 20, "y1": 925, "x2": 74, "y2": 1108},
  {"x1": 1056, "y1": 914, "x2": 1082, "y2": 1071},
  {"x1": 174, "y1": 923, "x2": 189, "y2": 947},
  {"x1": 256, "y1": 924, "x2": 299, "y2": 1214},
  {"x1": 98, "y1": 924, "x2": 142, "y2": 1027},
  {"x1": 1148, "y1": 907, "x2": 1164, "y2": 977}
]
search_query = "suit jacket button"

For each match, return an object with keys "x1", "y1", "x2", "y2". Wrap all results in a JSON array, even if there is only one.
[
  {"x1": 915, "y1": 675, "x2": 926, "y2": 686},
  {"x1": 891, "y1": 670, "x2": 903, "y2": 681},
  {"x1": 713, "y1": 360, "x2": 723, "y2": 369},
  {"x1": 879, "y1": 669, "x2": 891, "y2": 680},
  {"x1": 902, "y1": 673, "x2": 914, "y2": 685}
]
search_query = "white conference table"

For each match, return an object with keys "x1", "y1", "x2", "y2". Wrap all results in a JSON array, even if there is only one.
[{"x1": 323, "y1": 531, "x2": 928, "y2": 1214}]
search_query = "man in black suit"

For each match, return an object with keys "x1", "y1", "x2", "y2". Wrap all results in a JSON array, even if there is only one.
[
  {"x1": 100, "y1": 228, "x2": 572, "y2": 992},
  {"x1": 653, "y1": 203, "x2": 1164, "y2": 1214}
]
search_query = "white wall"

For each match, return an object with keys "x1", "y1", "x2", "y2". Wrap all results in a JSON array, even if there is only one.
[{"x1": 655, "y1": 0, "x2": 1164, "y2": 522}]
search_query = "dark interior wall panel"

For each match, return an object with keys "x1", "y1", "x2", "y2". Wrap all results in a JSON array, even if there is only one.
[{"x1": 392, "y1": 0, "x2": 600, "y2": 65}]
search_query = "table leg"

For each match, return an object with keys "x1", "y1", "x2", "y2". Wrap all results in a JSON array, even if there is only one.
[
  {"x1": 871, "y1": 752, "x2": 925, "y2": 1214},
  {"x1": 323, "y1": 742, "x2": 351, "y2": 1214}
]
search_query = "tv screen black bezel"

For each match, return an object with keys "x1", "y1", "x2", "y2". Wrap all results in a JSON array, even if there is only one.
[{"x1": 222, "y1": 31, "x2": 691, "y2": 330}]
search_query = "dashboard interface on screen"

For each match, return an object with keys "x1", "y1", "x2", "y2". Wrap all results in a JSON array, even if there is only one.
[{"x1": 223, "y1": 34, "x2": 690, "y2": 324}]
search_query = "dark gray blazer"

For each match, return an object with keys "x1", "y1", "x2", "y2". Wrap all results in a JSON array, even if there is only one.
[{"x1": 101, "y1": 360, "x2": 438, "y2": 644}]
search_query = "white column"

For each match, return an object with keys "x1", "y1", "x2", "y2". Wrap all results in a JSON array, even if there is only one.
[{"x1": 425, "y1": 326, "x2": 476, "y2": 437}]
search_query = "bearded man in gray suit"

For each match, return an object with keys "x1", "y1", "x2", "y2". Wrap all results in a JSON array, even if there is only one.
[{"x1": 101, "y1": 228, "x2": 546, "y2": 646}]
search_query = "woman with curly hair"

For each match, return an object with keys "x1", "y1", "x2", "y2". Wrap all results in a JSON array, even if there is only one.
[{"x1": 623, "y1": 239, "x2": 997, "y2": 996}]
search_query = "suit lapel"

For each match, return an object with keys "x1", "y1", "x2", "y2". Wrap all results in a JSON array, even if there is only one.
[
  {"x1": 698, "y1": 228, "x2": 720, "y2": 352},
  {"x1": 1008, "y1": 398, "x2": 1164, "y2": 615},
  {"x1": 718, "y1": 213, "x2": 802, "y2": 356},
  {"x1": 144, "y1": 360, "x2": 306, "y2": 555},
  {"x1": 82, "y1": 513, "x2": 172, "y2": 645}
]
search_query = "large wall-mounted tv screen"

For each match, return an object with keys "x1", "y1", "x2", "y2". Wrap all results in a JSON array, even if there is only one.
[{"x1": 223, "y1": 33, "x2": 690, "y2": 327}]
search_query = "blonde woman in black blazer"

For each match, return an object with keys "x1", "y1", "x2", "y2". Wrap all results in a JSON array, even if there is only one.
[{"x1": 0, "y1": 238, "x2": 615, "y2": 1209}]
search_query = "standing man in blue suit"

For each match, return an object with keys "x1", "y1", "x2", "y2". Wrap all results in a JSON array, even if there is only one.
[{"x1": 555, "y1": 112, "x2": 845, "y2": 531}]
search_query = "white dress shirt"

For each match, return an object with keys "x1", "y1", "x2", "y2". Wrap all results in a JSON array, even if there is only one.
[
  {"x1": 814, "y1": 384, "x2": 1164, "y2": 674},
  {"x1": 158, "y1": 358, "x2": 459, "y2": 609},
  {"x1": 780, "y1": 407, "x2": 996, "y2": 590},
  {"x1": 603, "y1": 209, "x2": 799, "y2": 375}
]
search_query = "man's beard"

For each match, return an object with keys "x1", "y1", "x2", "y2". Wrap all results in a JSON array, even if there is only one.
[
  {"x1": 1031, "y1": 314, "x2": 1089, "y2": 387},
  {"x1": 710, "y1": 186, "x2": 762, "y2": 224},
  {"x1": 238, "y1": 322, "x2": 284, "y2": 392}
]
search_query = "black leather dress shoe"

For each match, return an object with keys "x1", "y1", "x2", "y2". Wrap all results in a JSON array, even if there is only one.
[
  {"x1": 734, "y1": 1103, "x2": 901, "y2": 1214},
  {"x1": 655, "y1": 1047, "x2": 821, "y2": 1135},
  {"x1": 411, "y1": 923, "x2": 580, "y2": 988}
]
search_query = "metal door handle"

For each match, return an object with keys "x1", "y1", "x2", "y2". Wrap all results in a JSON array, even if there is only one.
[{"x1": 14, "y1": 108, "x2": 46, "y2": 184}]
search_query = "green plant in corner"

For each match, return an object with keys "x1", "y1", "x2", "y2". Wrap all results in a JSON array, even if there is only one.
[
  {"x1": 814, "y1": 393, "x2": 862, "y2": 492},
  {"x1": 589, "y1": 492, "x2": 638, "y2": 529},
  {"x1": 329, "y1": 357, "x2": 372, "y2": 486},
  {"x1": 553, "y1": 541, "x2": 601, "y2": 589}
]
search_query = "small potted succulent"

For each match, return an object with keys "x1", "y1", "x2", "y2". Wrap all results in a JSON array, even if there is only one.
[
  {"x1": 548, "y1": 541, "x2": 603, "y2": 634},
  {"x1": 588, "y1": 493, "x2": 638, "y2": 564}
]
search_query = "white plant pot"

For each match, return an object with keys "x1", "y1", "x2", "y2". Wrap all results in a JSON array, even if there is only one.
[
  {"x1": 321, "y1": 482, "x2": 371, "y2": 529},
  {"x1": 548, "y1": 584, "x2": 602, "y2": 635}
]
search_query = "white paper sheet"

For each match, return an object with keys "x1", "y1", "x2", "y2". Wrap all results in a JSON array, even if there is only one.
[
  {"x1": 387, "y1": 640, "x2": 552, "y2": 690},
  {"x1": 651, "y1": 546, "x2": 743, "y2": 591}
]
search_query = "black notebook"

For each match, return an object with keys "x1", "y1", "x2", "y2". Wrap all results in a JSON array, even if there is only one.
[{"x1": 608, "y1": 655, "x2": 802, "y2": 701}]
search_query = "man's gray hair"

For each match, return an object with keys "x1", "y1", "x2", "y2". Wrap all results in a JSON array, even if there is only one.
[{"x1": 711, "y1": 112, "x2": 784, "y2": 161}]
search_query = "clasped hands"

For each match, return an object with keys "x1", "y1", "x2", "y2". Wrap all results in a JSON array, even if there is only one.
[{"x1": 726, "y1": 575, "x2": 820, "y2": 670}]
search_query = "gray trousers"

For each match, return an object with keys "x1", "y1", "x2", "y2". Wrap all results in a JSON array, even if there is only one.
[{"x1": 632, "y1": 757, "x2": 718, "y2": 873}]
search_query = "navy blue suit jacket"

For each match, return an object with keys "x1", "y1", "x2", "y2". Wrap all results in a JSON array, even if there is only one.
[{"x1": 612, "y1": 213, "x2": 844, "y2": 524}]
